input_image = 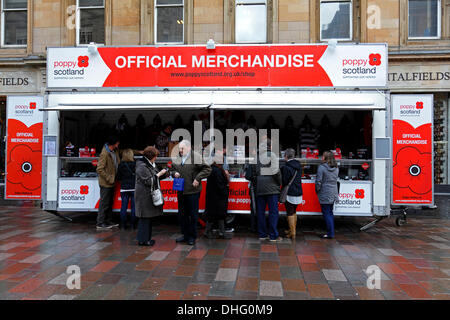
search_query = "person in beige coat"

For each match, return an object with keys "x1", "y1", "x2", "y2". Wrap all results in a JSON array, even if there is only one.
[{"x1": 96, "y1": 136, "x2": 120, "y2": 230}]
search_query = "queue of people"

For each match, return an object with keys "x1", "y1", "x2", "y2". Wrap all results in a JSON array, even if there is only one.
[{"x1": 95, "y1": 136, "x2": 340, "y2": 247}]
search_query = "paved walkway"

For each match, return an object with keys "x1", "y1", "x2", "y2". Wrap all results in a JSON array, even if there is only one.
[{"x1": 0, "y1": 198, "x2": 449, "y2": 300}]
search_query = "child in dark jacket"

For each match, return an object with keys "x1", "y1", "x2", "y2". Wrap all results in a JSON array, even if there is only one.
[{"x1": 117, "y1": 149, "x2": 136, "y2": 229}]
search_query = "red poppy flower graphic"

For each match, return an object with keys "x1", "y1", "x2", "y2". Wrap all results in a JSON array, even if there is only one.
[
  {"x1": 416, "y1": 102, "x2": 423, "y2": 109},
  {"x1": 29, "y1": 102, "x2": 36, "y2": 110},
  {"x1": 80, "y1": 185, "x2": 89, "y2": 195},
  {"x1": 369, "y1": 53, "x2": 382, "y2": 66},
  {"x1": 355, "y1": 189, "x2": 365, "y2": 199},
  {"x1": 7, "y1": 144, "x2": 42, "y2": 191},
  {"x1": 78, "y1": 56, "x2": 89, "y2": 68},
  {"x1": 393, "y1": 146, "x2": 432, "y2": 195}
]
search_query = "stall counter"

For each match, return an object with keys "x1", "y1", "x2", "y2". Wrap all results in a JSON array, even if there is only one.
[{"x1": 57, "y1": 177, "x2": 372, "y2": 216}]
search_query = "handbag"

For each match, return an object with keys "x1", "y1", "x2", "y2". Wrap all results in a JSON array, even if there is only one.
[
  {"x1": 279, "y1": 170, "x2": 299, "y2": 204},
  {"x1": 152, "y1": 176, "x2": 164, "y2": 207},
  {"x1": 172, "y1": 178, "x2": 185, "y2": 191}
]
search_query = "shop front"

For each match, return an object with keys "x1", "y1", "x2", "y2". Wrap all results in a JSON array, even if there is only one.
[
  {"x1": 389, "y1": 60, "x2": 450, "y2": 193},
  {"x1": 41, "y1": 43, "x2": 391, "y2": 223},
  {"x1": 1, "y1": 65, "x2": 45, "y2": 196}
]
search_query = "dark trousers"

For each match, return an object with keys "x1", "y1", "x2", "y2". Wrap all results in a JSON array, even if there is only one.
[
  {"x1": 137, "y1": 218, "x2": 153, "y2": 243},
  {"x1": 285, "y1": 201, "x2": 298, "y2": 216},
  {"x1": 178, "y1": 193, "x2": 200, "y2": 241},
  {"x1": 321, "y1": 204, "x2": 335, "y2": 238},
  {"x1": 120, "y1": 191, "x2": 136, "y2": 226},
  {"x1": 97, "y1": 186, "x2": 115, "y2": 225},
  {"x1": 256, "y1": 194, "x2": 280, "y2": 240}
]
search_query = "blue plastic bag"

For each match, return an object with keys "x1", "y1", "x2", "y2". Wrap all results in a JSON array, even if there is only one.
[{"x1": 172, "y1": 178, "x2": 185, "y2": 191}]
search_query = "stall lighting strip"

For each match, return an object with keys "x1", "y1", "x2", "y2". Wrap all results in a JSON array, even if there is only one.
[
  {"x1": 41, "y1": 102, "x2": 382, "y2": 111},
  {"x1": 41, "y1": 104, "x2": 211, "y2": 111}
]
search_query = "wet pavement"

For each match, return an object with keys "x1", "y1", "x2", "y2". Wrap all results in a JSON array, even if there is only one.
[{"x1": 0, "y1": 196, "x2": 449, "y2": 300}]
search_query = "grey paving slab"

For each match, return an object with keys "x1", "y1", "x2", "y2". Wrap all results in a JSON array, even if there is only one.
[{"x1": 259, "y1": 280, "x2": 283, "y2": 297}]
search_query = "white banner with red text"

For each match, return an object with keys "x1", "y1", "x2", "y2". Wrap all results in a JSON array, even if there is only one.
[
  {"x1": 57, "y1": 178, "x2": 372, "y2": 216},
  {"x1": 47, "y1": 44, "x2": 387, "y2": 89}
]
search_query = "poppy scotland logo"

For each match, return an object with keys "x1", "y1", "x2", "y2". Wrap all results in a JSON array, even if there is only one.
[
  {"x1": 355, "y1": 189, "x2": 365, "y2": 199},
  {"x1": 78, "y1": 56, "x2": 89, "y2": 68},
  {"x1": 416, "y1": 102, "x2": 424, "y2": 109},
  {"x1": 369, "y1": 53, "x2": 381, "y2": 66},
  {"x1": 80, "y1": 185, "x2": 89, "y2": 195},
  {"x1": 29, "y1": 102, "x2": 36, "y2": 110},
  {"x1": 393, "y1": 146, "x2": 432, "y2": 195}
]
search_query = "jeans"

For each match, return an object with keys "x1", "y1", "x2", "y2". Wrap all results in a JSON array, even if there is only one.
[
  {"x1": 321, "y1": 204, "x2": 335, "y2": 238},
  {"x1": 97, "y1": 186, "x2": 115, "y2": 225},
  {"x1": 256, "y1": 194, "x2": 280, "y2": 240},
  {"x1": 178, "y1": 193, "x2": 200, "y2": 241},
  {"x1": 120, "y1": 191, "x2": 136, "y2": 226},
  {"x1": 137, "y1": 218, "x2": 153, "y2": 243}
]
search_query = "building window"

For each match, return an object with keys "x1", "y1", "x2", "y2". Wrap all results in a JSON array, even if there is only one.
[
  {"x1": 235, "y1": 0, "x2": 267, "y2": 43},
  {"x1": 1, "y1": 0, "x2": 27, "y2": 47},
  {"x1": 320, "y1": 0, "x2": 352, "y2": 41},
  {"x1": 155, "y1": 0, "x2": 184, "y2": 44},
  {"x1": 77, "y1": 0, "x2": 105, "y2": 45},
  {"x1": 408, "y1": 0, "x2": 441, "y2": 39}
]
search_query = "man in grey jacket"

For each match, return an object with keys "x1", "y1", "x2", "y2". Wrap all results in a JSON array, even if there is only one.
[{"x1": 245, "y1": 140, "x2": 282, "y2": 242}]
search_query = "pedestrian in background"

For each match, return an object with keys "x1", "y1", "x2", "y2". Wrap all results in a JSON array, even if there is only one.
[
  {"x1": 204, "y1": 150, "x2": 230, "y2": 239},
  {"x1": 172, "y1": 140, "x2": 212, "y2": 246},
  {"x1": 117, "y1": 148, "x2": 136, "y2": 230},
  {"x1": 245, "y1": 139, "x2": 282, "y2": 242},
  {"x1": 280, "y1": 148, "x2": 303, "y2": 240},
  {"x1": 315, "y1": 151, "x2": 339, "y2": 239},
  {"x1": 135, "y1": 146, "x2": 167, "y2": 246},
  {"x1": 96, "y1": 136, "x2": 120, "y2": 230}
]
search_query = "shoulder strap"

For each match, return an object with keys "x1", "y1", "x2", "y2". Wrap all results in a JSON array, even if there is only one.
[{"x1": 287, "y1": 169, "x2": 299, "y2": 188}]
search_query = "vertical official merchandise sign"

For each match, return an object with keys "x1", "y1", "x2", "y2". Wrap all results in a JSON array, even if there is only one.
[
  {"x1": 5, "y1": 96, "x2": 44, "y2": 200},
  {"x1": 392, "y1": 95, "x2": 433, "y2": 205}
]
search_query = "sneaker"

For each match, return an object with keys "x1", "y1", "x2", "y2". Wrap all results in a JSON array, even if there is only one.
[
  {"x1": 96, "y1": 223, "x2": 113, "y2": 230},
  {"x1": 175, "y1": 236, "x2": 187, "y2": 243},
  {"x1": 138, "y1": 240, "x2": 155, "y2": 246},
  {"x1": 106, "y1": 222, "x2": 119, "y2": 228},
  {"x1": 225, "y1": 228, "x2": 234, "y2": 233},
  {"x1": 259, "y1": 236, "x2": 269, "y2": 241},
  {"x1": 269, "y1": 237, "x2": 283, "y2": 242}
]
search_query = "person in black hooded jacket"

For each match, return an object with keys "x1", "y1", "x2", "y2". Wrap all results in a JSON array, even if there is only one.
[
  {"x1": 280, "y1": 148, "x2": 303, "y2": 239},
  {"x1": 116, "y1": 149, "x2": 136, "y2": 229}
]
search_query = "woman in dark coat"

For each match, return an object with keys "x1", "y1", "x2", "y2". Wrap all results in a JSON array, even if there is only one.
[
  {"x1": 135, "y1": 146, "x2": 167, "y2": 246},
  {"x1": 280, "y1": 148, "x2": 303, "y2": 240},
  {"x1": 315, "y1": 151, "x2": 339, "y2": 239},
  {"x1": 116, "y1": 149, "x2": 136, "y2": 230},
  {"x1": 204, "y1": 162, "x2": 229, "y2": 239}
]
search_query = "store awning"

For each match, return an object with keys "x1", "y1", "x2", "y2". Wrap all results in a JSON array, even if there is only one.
[
  {"x1": 43, "y1": 90, "x2": 387, "y2": 111},
  {"x1": 210, "y1": 103, "x2": 381, "y2": 110},
  {"x1": 41, "y1": 103, "x2": 211, "y2": 111}
]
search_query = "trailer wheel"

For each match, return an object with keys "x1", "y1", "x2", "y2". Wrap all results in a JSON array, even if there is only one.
[{"x1": 395, "y1": 216, "x2": 407, "y2": 227}]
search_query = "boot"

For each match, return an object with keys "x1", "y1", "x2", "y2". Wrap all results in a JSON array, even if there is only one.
[
  {"x1": 286, "y1": 215, "x2": 296, "y2": 239},
  {"x1": 218, "y1": 220, "x2": 226, "y2": 238},
  {"x1": 204, "y1": 222, "x2": 215, "y2": 239}
]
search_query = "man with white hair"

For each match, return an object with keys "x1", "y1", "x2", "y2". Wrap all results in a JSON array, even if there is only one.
[{"x1": 172, "y1": 140, "x2": 211, "y2": 245}]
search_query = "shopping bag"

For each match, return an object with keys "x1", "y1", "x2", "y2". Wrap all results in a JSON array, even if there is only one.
[{"x1": 172, "y1": 178, "x2": 185, "y2": 191}]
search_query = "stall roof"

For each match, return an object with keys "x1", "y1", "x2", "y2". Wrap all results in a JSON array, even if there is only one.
[{"x1": 43, "y1": 91, "x2": 387, "y2": 111}]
